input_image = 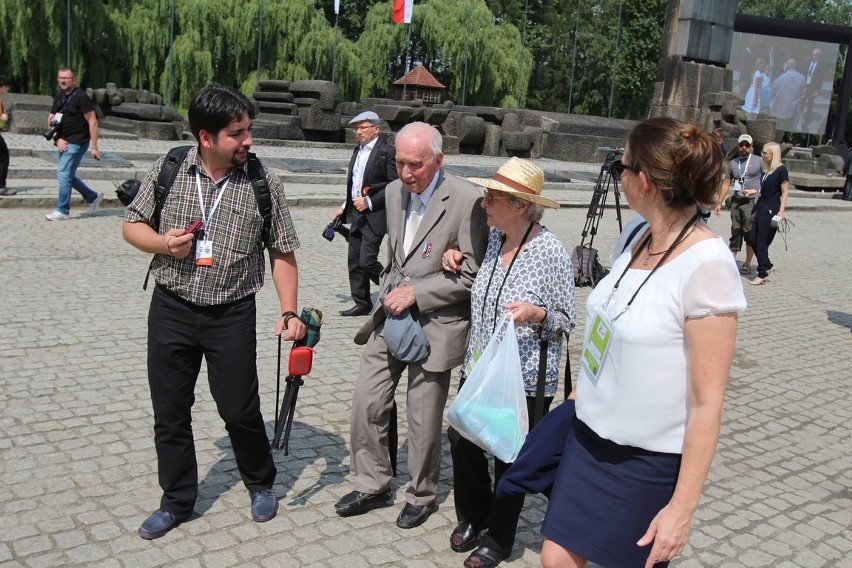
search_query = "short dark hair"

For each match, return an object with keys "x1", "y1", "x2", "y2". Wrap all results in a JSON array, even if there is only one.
[
  {"x1": 187, "y1": 85, "x2": 256, "y2": 140},
  {"x1": 0, "y1": 76, "x2": 9, "y2": 88}
]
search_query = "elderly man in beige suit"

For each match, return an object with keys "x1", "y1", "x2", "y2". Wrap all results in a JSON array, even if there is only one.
[{"x1": 335, "y1": 122, "x2": 488, "y2": 529}]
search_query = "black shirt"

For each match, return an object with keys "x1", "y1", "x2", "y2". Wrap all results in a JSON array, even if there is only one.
[{"x1": 50, "y1": 88, "x2": 96, "y2": 145}]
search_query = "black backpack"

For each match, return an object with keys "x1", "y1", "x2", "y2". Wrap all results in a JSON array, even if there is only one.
[{"x1": 142, "y1": 145, "x2": 273, "y2": 289}]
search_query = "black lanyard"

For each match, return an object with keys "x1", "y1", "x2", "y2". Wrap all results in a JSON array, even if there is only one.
[
  {"x1": 479, "y1": 222, "x2": 535, "y2": 332},
  {"x1": 604, "y1": 212, "x2": 699, "y2": 322}
]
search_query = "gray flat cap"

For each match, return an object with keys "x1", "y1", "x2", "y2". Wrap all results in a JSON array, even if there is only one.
[{"x1": 348, "y1": 111, "x2": 380, "y2": 126}]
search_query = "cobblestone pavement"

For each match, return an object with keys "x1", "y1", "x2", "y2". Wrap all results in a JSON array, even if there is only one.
[{"x1": 1, "y1": 134, "x2": 851, "y2": 567}]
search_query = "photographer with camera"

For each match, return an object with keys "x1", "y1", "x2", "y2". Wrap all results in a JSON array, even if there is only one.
[
  {"x1": 44, "y1": 68, "x2": 102, "y2": 221},
  {"x1": 331, "y1": 111, "x2": 397, "y2": 316}
]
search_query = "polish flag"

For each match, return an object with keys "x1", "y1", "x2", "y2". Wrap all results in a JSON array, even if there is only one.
[{"x1": 392, "y1": 0, "x2": 413, "y2": 24}]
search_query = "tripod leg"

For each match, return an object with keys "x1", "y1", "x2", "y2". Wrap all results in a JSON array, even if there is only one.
[{"x1": 281, "y1": 388, "x2": 300, "y2": 456}]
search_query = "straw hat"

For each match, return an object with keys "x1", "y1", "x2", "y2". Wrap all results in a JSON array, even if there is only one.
[{"x1": 468, "y1": 157, "x2": 559, "y2": 209}]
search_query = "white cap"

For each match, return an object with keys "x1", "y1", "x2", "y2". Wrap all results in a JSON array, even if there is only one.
[
  {"x1": 738, "y1": 134, "x2": 753, "y2": 145},
  {"x1": 348, "y1": 111, "x2": 380, "y2": 126}
]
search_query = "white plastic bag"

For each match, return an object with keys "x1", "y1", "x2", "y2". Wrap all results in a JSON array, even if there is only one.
[{"x1": 447, "y1": 314, "x2": 529, "y2": 462}]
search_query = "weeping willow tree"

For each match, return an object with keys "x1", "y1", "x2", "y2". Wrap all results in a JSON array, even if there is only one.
[{"x1": 356, "y1": 0, "x2": 531, "y2": 107}]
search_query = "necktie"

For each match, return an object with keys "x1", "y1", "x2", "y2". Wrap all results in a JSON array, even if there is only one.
[{"x1": 403, "y1": 195, "x2": 423, "y2": 255}]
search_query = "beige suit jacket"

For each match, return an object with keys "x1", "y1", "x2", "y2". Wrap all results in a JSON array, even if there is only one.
[{"x1": 355, "y1": 169, "x2": 488, "y2": 372}]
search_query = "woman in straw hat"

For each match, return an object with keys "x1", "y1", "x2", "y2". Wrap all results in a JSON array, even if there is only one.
[
  {"x1": 442, "y1": 157, "x2": 576, "y2": 568},
  {"x1": 540, "y1": 117, "x2": 745, "y2": 568}
]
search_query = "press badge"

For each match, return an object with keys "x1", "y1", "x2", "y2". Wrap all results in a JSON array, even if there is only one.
[
  {"x1": 464, "y1": 340, "x2": 483, "y2": 376},
  {"x1": 580, "y1": 311, "x2": 614, "y2": 383},
  {"x1": 733, "y1": 179, "x2": 744, "y2": 192},
  {"x1": 195, "y1": 240, "x2": 213, "y2": 266}
]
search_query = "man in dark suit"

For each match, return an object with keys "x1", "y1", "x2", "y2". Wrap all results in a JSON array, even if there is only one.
[
  {"x1": 334, "y1": 122, "x2": 488, "y2": 529},
  {"x1": 332, "y1": 111, "x2": 398, "y2": 316},
  {"x1": 800, "y1": 47, "x2": 831, "y2": 132}
]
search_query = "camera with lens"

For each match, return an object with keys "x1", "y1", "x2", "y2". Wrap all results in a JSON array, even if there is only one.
[
  {"x1": 42, "y1": 117, "x2": 62, "y2": 141},
  {"x1": 321, "y1": 218, "x2": 350, "y2": 242}
]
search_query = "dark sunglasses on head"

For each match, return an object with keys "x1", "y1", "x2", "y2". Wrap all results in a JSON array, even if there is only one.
[{"x1": 610, "y1": 160, "x2": 639, "y2": 181}]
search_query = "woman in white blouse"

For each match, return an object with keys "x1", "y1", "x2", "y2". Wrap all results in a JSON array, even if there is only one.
[{"x1": 540, "y1": 118, "x2": 746, "y2": 568}]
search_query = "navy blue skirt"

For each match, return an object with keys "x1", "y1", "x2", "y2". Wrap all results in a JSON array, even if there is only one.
[{"x1": 541, "y1": 419, "x2": 682, "y2": 568}]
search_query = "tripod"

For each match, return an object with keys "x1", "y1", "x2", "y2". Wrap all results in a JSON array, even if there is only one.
[{"x1": 572, "y1": 148, "x2": 624, "y2": 287}]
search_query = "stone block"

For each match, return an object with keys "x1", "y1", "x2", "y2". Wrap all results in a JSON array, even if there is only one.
[
  {"x1": 289, "y1": 80, "x2": 339, "y2": 111},
  {"x1": 743, "y1": 118, "x2": 776, "y2": 146},
  {"x1": 110, "y1": 103, "x2": 181, "y2": 122},
  {"x1": 138, "y1": 121, "x2": 181, "y2": 140},
  {"x1": 253, "y1": 91, "x2": 295, "y2": 103},
  {"x1": 812, "y1": 144, "x2": 838, "y2": 157},
  {"x1": 297, "y1": 104, "x2": 341, "y2": 132},
  {"x1": 256, "y1": 101, "x2": 297, "y2": 115},
  {"x1": 256, "y1": 79, "x2": 291, "y2": 92},
  {"x1": 503, "y1": 131, "x2": 532, "y2": 156},
  {"x1": 277, "y1": 116, "x2": 306, "y2": 140},
  {"x1": 442, "y1": 111, "x2": 475, "y2": 138},
  {"x1": 540, "y1": 116, "x2": 559, "y2": 133},
  {"x1": 523, "y1": 126, "x2": 544, "y2": 158},
  {"x1": 701, "y1": 91, "x2": 742, "y2": 108},
  {"x1": 7, "y1": 110, "x2": 48, "y2": 135},
  {"x1": 482, "y1": 124, "x2": 501, "y2": 156},
  {"x1": 501, "y1": 112, "x2": 521, "y2": 132},
  {"x1": 421, "y1": 107, "x2": 448, "y2": 126},
  {"x1": 374, "y1": 105, "x2": 420, "y2": 124},
  {"x1": 458, "y1": 116, "x2": 486, "y2": 146},
  {"x1": 442, "y1": 134, "x2": 460, "y2": 155}
]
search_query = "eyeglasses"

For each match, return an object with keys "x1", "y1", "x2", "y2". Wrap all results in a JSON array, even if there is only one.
[
  {"x1": 739, "y1": 142, "x2": 751, "y2": 148},
  {"x1": 483, "y1": 191, "x2": 511, "y2": 204},
  {"x1": 609, "y1": 160, "x2": 639, "y2": 181},
  {"x1": 353, "y1": 124, "x2": 377, "y2": 132}
]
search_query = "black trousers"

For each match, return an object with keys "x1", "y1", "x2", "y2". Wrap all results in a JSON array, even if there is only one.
[
  {"x1": 0, "y1": 133, "x2": 9, "y2": 188},
  {"x1": 449, "y1": 395, "x2": 553, "y2": 551},
  {"x1": 147, "y1": 286, "x2": 276, "y2": 516},
  {"x1": 347, "y1": 223, "x2": 384, "y2": 309},
  {"x1": 844, "y1": 175, "x2": 852, "y2": 201},
  {"x1": 748, "y1": 205, "x2": 777, "y2": 278}
]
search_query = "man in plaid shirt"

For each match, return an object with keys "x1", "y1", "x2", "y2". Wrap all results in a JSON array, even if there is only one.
[{"x1": 123, "y1": 85, "x2": 305, "y2": 539}]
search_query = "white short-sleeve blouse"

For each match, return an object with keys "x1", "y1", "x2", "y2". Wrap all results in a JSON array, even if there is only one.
[{"x1": 576, "y1": 234, "x2": 747, "y2": 453}]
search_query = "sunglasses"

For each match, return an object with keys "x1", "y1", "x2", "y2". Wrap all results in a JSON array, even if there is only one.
[
  {"x1": 610, "y1": 160, "x2": 640, "y2": 181},
  {"x1": 739, "y1": 142, "x2": 751, "y2": 148}
]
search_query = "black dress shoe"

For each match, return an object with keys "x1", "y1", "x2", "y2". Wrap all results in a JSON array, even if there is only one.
[
  {"x1": 334, "y1": 489, "x2": 393, "y2": 517},
  {"x1": 463, "y1": 545, "x2": 512, "y2": 568},
  {"x1": 137, "y1": 510, "x2": 192, "y2": 540},
  {"x1": 450, "y1": 521, "x2": 481, "y2": 552},
  {"x1": 395, "y1": 501, "x2": 438, "y2": 529},
  {"x1": 340, "y1": 305, "x2": 371, "y2": 316}
]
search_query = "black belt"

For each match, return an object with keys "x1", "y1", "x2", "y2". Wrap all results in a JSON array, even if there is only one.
[{"x1": 732, "y1": 196, "x2": 754, "y2": 205}]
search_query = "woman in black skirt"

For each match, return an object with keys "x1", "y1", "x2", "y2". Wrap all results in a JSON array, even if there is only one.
[{"x1": 540, "y1": 118, "x2": 746, "y2": 568}]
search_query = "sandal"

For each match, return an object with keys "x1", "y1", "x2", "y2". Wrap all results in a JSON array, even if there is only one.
[
  {"x1": 749, "y1": 277, "x2": 766, "y2": 285},
  {"x1": 739, "y1": 265, "x2": 751, "y2": 274}
]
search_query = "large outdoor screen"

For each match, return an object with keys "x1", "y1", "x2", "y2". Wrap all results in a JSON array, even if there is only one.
[{"x1": 727, "y1": 32, "x2": 839, "y2": 136}]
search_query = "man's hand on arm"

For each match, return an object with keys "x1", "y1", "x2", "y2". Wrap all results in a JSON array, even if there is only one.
[{"x1": 382, "y1": 285, "x2": 416, "y2": 316}]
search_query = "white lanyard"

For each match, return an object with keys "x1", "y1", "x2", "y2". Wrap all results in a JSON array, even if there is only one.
[
  {"x1": 737, "y1": 153, "x2": 752, "y2": 180},
  {"x1": 195, "y1": 170, "x2": 230, "y2": 237}
]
